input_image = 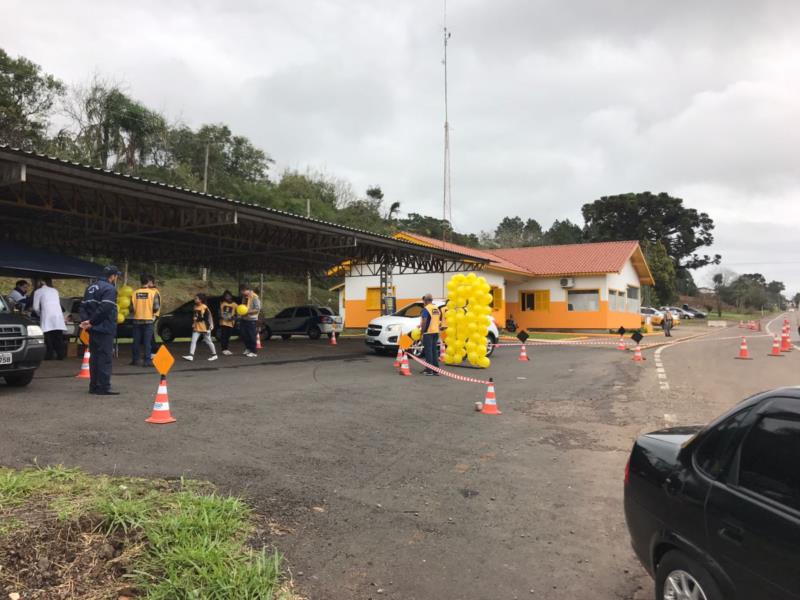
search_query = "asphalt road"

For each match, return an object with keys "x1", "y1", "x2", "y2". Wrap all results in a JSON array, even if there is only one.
[{"x1": 1, "y1": 319, "x2": 797, "y2": 599}]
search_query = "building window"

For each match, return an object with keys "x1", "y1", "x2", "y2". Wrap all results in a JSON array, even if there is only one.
[
  {"x1": 609, "y1": 289, "x2": 626, "y2": 312},
  {"x1": 491, "y1": 286, "x2": 504, "y2": 310},
  {"x1": 626, "y1": 286, "x2": 640, "y2": 313},
  {"x1": 567, "y1": 290, "x2": 599, "y2": 312},
  {"x1": 520, "y1": 290, "x2": 550, "y2": 312},
  {"x1": 366, "y1": 286, "x2": 396, "y2": 311}
]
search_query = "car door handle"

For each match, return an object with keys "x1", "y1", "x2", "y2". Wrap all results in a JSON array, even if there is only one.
[{"x1": 718, "y1": 522, "x2": 744, "y2": 545}]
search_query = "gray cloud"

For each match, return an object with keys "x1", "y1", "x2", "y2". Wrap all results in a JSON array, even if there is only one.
[{"x1": 4, "y1": 0, "x2": 799, "y2": 293}]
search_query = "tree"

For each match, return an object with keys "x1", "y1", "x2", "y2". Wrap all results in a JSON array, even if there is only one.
[
  {"x1": 0, "y1": 48, "x2": 64, "y2": 149},
  {"x1": 644, "y1": 241, "x2": 677, "y2": 306},
  {"x1": 582, "y1": 192, "x2": 720, "y2": 270},
  {"x1": 542, "y1": 219, "x2": 583, "y2": 245},
  {"x1": 793, "y1": 292, "x2": 800, "y2": 308},
  {"x1": 491, "y1": 216, "x2": 543, "y2": 247}
]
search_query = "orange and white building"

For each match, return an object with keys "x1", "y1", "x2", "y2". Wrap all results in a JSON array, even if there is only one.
[{"x1": 336, "y1": 232, "x2": 653, "y2": 332}]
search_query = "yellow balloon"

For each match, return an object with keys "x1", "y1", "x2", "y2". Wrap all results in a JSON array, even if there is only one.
[
  {"x1": 119, "y1": 285, "x2": 134, "y2": 297},
  {"x1": 117, "y1": 296, "x2": 131, "y2": 310},
  {"x1": 411, "y1": 327, "x2": 421, "y2": 341},
  {"x1": 478, "y1": 356, "x2": 490, "y2": 368},
  {"x1": 116, "y1": 312, "x2": 125, "y2": 324},
  {"x1": 236, "y1": 304, "x2": 248, "y2": 316}
]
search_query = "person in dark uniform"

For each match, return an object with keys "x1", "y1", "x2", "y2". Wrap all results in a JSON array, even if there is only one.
[{"x1": 79, "y1": 265, "x2": 121, "y2": 395}]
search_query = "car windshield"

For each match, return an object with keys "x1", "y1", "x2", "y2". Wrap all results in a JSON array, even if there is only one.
[
  {"x1": 394, "y1": 303, "x2": 423, "y2": 318},
  {"x1": 0, "y1": 296, "x2": 8, "y2": 313}
]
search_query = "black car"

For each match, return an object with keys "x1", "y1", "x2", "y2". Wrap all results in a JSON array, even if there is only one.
[
  {"x1": 624, "y1": 387, "x2": 800, "y2": 599},
  {"x1": 682, "y1": 304, "x2": 707, "y2": 319},
  {"x1": 0, "y1": 295, "x2": 46, "y2": 386},
  {"x1": 157, "y1": 295, "x2": 241, "y2": 342},
  {"x1": 262, "y1": 305, "x2": 343, "y2": 340}
]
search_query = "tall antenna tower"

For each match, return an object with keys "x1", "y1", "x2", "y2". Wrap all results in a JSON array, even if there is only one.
[{"x1": 442, "y1": 0, "x2": 452, "y2": 244}]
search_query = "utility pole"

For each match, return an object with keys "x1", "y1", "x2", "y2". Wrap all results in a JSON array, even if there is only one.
[
  {"x1": 441, "y1": 0, "x2": 453, "y2": 296},
  {"x1": 202, "y1": 142, "x2": 210, "y2": 193},
  {"x1": 307, "y1": 197, "x2": 312, "y2": 302}
]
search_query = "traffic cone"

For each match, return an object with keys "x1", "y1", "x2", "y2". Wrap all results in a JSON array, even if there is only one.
[
  {"x1": 145, "y1": 375, "x2": 176, "y2": 424},
  {"x1": 481, "y1": 378, "x2": 501, "y2": 415},
  {"x1": 518, "y1": 344, "x2": 530, "y2": 361},
  {"x1": 738, "y1": 320, "x2": 744, "y2": 328},
  {"x1": 781, "y1": 327, "x2": 792, "y2": 352},
  {"x1": 768, "y1": 335, "x2": 783, "y2": 357},
  {"x1": 617, "y1": 336, "x2": 626, "y2": 351},
  {"x1": 75, "y1": 348, "x2": 91, "y2": 379},
  {"x1": 399, "y1": 351, "x2": 412, "y2": 377},
  {"x1": 632, "y1": 344, "x2": 644, "y2": 361},
  {"x1": 393, "y1": 346, "x2": 403, "y2": 368},
  {"x1": 330, "y1": 330, "x2": 338, "y2": 345},
  {"x1": 256, "y1": 332, "x2": 263, "y2": 350},
  {"x1": 439, "y1": 341, "x2": 447, "y2": 362},
  {"x1": 735, "y1": 337, "x2": 752, "y2": 360}
]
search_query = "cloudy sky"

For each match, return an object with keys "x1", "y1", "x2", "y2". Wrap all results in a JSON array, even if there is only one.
[{"x1": 6, "y1": 0, "x2": 800, "y2": 294}]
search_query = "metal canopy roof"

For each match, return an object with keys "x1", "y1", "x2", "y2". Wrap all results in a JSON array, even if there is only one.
[
  {"x1": 0, "y1": 146, "x2": 484, "y2": 276},
  {"x1": 0, "y1": 240, "x2": 106, "y2": 279}
]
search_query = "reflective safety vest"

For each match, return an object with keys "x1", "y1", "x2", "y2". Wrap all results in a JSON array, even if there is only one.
[
  {"x1": 422, "y1": 304, "x2": 442, "y2": 334},
  {"x1": 220, "y1": 301, "x2": 237, "y2": 327},
  {"x1": 131, "y1": 288, "x2": 160, "y2": 321},
  {"x1": 193, "y1": 303, "x2": 212, "y2": 333}
]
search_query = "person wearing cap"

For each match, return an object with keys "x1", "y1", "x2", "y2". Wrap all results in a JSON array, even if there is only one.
[
  {"x1": 419, "y1": 293, "x2": 442, "y2": 376},
  {"x1": 130, "y1": 273, "x2": 161, "y2": 367},
  {"x1": 79, "y1": 265, "x2": 121, "y2": 395}
]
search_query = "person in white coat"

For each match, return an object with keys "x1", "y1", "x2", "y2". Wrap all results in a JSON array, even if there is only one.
[{"x1": 32, "y1": 278, "x2": 68, "y2": 360}]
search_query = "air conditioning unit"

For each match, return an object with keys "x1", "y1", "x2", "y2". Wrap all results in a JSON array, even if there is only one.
[{"x1": 560, "y1": 277, "x2": 575, "y2": 288}]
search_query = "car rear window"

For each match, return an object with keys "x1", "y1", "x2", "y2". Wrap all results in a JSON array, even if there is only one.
[{"x1": 695, "y1": 407, "x2": 754, "y2": 479}]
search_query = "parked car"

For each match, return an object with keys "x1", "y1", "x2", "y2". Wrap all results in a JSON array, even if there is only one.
[
  {"x1": 640, "y1": 307, "x2": 664, "y2": 326},
  {"x1": 624, "y1": 387, "x2": 800, "y2": 600},
  {"x1": 682, "y1": 304, "x2": 707, "y2": 319},
  {"x1": 661, "y1": 306, "x2": 693, "y2": 320},
  {"x1": 157, "y1": 295, "x2": 247, "y2": 343},
  {"x1": 263, "y1": 305, "x2": 343, "y2": 340},
  {"x1": 658, "y1": 307, "x2": 682, "y2": 326},
  {"x1": 365, "y1": 299, "x2": 499, "y2": 356},
  {"x1": 0, "y1": 295, "x2": 46, "y2": 387}
]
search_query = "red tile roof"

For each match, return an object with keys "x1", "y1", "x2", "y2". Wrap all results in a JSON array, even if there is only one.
[{"x1": 393, "y1": 232, "x2": 528, "y2": 273}]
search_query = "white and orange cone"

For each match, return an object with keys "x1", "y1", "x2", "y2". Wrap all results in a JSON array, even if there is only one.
[
  {"x1": 735, "y1": 337, "x2": 752, "y2": 360},
  {"x1": 330, "y1": 330, "x2": 338, "y2": 345},
  {"x1": 145, "y1": 375, "x2": 176, "y2": 424},
  {"x1": 439, "y1": 341, "x2": 447, "y2": 362},
  {"x1": 399, "y1": 351, "x2": 412, "y2": 377},
  {"x1": 75, "y1": 348, "x2": 91, "y2": 379},
  {"x1": 481, "y1": 379, "x2": 501, "y2": 415},
  {"x1": 617, "y1": 336, "x2": 626, "y2": 351},
  {"x1": 738, "y1": 320, "x2": 745, "y2": 328},
  {"x1": 393, "y1": 346, "x2": 403, "y2": 368},
  {"x1": 256, "y1": 332, "x2": 263, "y2": 350},
  {"x1": 518, "y1": 344, "x2": 530, "y2": 361},
  {"x1": 632, "y1": 344, "x2": 644, "y2": 362},
  {"x1": 781, "y1": 327, "x2": 792, "y2": 352},
  {"x1": 768, "y1": 335, "x2": 783, "y2": 357}
]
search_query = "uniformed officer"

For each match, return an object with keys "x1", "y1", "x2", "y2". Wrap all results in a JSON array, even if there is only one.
[
  {"x1": 419, "y1": 293, "x2": 442, "y2": 376},
  {"x1": 130, "y1": 273, "x2": 161, "y2": 367},
  {"x1": 79, "y1": 265, "x2": 121, "y2": 395}
]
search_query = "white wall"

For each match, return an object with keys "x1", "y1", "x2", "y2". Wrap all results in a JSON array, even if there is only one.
[
  {"x1": 506, "y1": 275, "x2": 608, "y2": 303},
  {"x1": 344, "y1": 268, "x2": 506, "y2": 301},
  {"x1": 607, "y1": 260, "x2": 641, "y2": 295}
]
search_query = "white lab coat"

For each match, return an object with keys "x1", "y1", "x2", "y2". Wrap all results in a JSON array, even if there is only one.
[{"x1": 32, "y1": 285, "x2": 67, "y2": 333}]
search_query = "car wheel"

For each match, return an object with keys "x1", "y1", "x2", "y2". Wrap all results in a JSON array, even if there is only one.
[
  {"x1": 262, "y1": 327, "x2": 272, "y2": 341},
  {"x1": 4, "y1": 372, "x2": 34, "y2": 387},
  {"x1": 656, "y1": 551, "x2": 721, "y2": 600},
  {"x1": 486, "y1": 333, "x2": 497, "y2": 357},
  {"x1": 308, "y1": 326, "x2": 321, "y2": 340},
  {"x1": 280, "y1": 334, "x2": 291, "y2": 340},
  {"x1": 159, "y1": 325, "x2": 175, "y2": 343}
]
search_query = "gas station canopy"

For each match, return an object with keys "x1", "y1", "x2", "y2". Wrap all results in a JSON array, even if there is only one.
[{"x1": 0, "y1": 146, "x2": 485, "y2": 276}]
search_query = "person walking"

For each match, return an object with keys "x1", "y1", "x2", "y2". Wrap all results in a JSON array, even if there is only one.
[
  {"x1": 79, "y1": 265, "x2": 121, "y2": 395},
  {"x1": 130, "y1": 274, "x2": 161, "y2": 367},
  {"x1": 662, "y1": 309, "x2": 673, "y2": 337},
  {"x1": 7, "y1": 280, "x2": 29, "y2": 311},
  {"x1": 182, "y1": 293, "x2": 218, "y2": 362},
  {"x1": 238, "y1": 283, "x2": 261, "y2": 357},
  {"x1": 218, "y1": 290, "x2": 237, "y2": 356},
  {"x1": 419, "y1": 293, "x2": 442, "y2": 376},
  {"x1": 32, "y1": 278, "x2": 67, "y2": 360}
]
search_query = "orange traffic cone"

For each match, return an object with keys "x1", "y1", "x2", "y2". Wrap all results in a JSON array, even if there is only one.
[
  {"x1": 75, "y1": 348, "x2": 91, "y2": 379},
  {"x1": 735, "y1": 337, "x2": 752, "y2": 360},
  {"x1": 781, "y1": 327, "x2": 792, "y2": 352},
  {"x1": 738, "y1": 320, "x2": 745, "y2": 328},
  {"x1": 145, "y1": 375, "x2": 176, "y2": 424},
  {"x1": 632, "y1": 344, "x2": 644, "y2": 361},
  {"x1": 768, "y1": 335, "x2": 783, "y2": 357},
  {"x1": 256, "y1": 332, "x2": 263, "y2": 350},
  {"x1": 393, "y1": 346, "x2": 403, "y2": 368},
  {"x1": 330, "y1": 330, "x2": 338, "y2": 345},
  {"x1": 481, "y1": 379, "x2": 501, "y2": 415},
  {"x1": 439, "y1": 341, "x2": 447, "y2": 362},
  {"x1": 399, "y1": 351, "x2": 412, "y2": 376},
  {"x1": 617, "y1": 336, "x2": 626, "y2": 351},
  {"x1": 518, "y1": 344, "x2": 530, "y2": 361}
]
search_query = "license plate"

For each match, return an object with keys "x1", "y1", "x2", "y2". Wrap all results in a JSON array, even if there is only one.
[{"x1": 0, "y1": 353, "x2": 11, "y2": 365}]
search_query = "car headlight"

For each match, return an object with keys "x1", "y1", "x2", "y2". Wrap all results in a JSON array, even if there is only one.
[
  {"x1": 26, "y1": 325, "x2": 44, "y2": 337},
  {"x1": 385, "y1": 324, "x2": 401, "y2": 333}
]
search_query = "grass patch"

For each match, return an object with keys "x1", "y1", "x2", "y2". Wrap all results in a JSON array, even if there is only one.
[{"x1": 0, "y1": 465, "x2": 298, "y2": 599}]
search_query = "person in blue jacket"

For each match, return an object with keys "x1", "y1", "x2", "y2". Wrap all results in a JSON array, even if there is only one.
[{"x1": 79, "y1": 265, "x2": 122, "y2": 395}]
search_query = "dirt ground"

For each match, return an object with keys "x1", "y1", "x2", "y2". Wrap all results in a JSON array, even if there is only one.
[{"x1": 1, "y1": 317, "x2": 797, "y2": 599}]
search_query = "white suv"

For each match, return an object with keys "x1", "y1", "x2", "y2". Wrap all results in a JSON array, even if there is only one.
[{"x1": 365, "y1": 299, "x2": 499, "y2": 356}]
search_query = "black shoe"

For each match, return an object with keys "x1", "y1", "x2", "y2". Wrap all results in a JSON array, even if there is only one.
[{"x1": 93, "y1": 390, "x2": 121, "y2": 396}]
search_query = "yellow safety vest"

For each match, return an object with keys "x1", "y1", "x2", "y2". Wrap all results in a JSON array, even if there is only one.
[
  {"x1": 423, "y1": 304, "x2": 442, "y2": 334},
  {"x1": 131, "y1": 288, "x2": 159, "y2": 321}
]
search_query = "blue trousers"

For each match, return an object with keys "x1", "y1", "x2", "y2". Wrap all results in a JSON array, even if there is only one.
[
  {"x1": 132, "y1": 322, "x2": 154, "y2": 364},
  {"x1": 240, "y1": 320, "x2": 257, "y2": 353},
  {"x1": 422, "y1": 333, "x2": 439, "y2": 372},
  {"x1": 89, "y1": 332, "x2": 113, "y2": 392}
]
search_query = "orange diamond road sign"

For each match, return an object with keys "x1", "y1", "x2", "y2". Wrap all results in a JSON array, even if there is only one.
[
  {"x1": 79, "y1": 329, "x2": 90, "y2": 345},
  {"x1": 398, "y1": 334, "x2": 413, "y2": 350},
  {"x1": 152, "y1": 345, "x2": 175, "y2": 376}
]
